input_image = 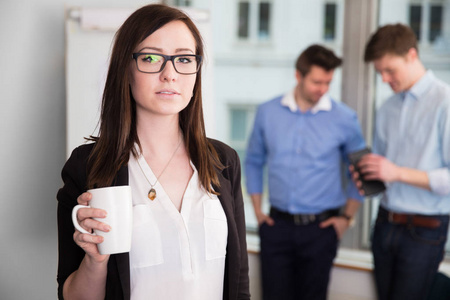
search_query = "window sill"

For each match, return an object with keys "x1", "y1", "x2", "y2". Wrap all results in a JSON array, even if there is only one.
[{"x1": 247, "y1": 233, "x2": 450, "y2": 275}]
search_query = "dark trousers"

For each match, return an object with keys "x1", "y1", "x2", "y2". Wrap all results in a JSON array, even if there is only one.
[
  {"x1": 259, "y1": 213, "x2": 338, "y2": 300},
  {"x1": 372, "y1": 207, "x2": 449, "y2": 300}
]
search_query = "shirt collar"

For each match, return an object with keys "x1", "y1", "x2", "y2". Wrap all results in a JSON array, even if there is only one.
[
  {"x1": 281, "y1": 88, "x2": 332, "y2": 114},
  {"x1": 405, "y1": 70, "x2": 434, "y2": 101}
]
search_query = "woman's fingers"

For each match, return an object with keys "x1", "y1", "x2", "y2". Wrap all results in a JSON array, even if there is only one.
[
  {"x1": 76, "y1": 207, "x2": 109, "y2": 233},
  {"x1": 77, "y1": 191, "x2": 92, "y2": 205},
  {"x1": 73, "y1": 231, "x2": 105, "y2": 260},
  {"x1": 76, "y1": 206, "x2": 107, "y2": 221},
  {"x1": 75, "y1": 192, "x2": 109, "y2": 234},
  {"x1": 80, "y1": 217, "x2": 111, "y2": 232},
  {"x1": 74, "y1": 231, "x2": 104, "y2": 244}
]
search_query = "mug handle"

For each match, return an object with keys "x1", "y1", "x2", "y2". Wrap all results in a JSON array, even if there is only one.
[{"x1": 72, "y1": 204, "x2": 95, "y2": 235}]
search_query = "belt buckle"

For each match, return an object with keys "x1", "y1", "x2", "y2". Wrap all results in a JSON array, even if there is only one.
[{"x1": 293, "y1": 214, "x2": 316, "y2": 225}]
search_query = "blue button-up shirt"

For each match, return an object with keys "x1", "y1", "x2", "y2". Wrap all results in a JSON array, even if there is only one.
[
  {"x1": 245, "y1": 90, "x2": 366, "y2": 214},
  {"x1": 374, "y1": 71, "x2": 450, "y2": 215}
]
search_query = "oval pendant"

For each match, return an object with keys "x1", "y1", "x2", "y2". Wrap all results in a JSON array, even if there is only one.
[{"x1": 148, "y1": 188, "x2": 156, "y2": 200}]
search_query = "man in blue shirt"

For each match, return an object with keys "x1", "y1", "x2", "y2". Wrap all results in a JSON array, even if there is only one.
[
  {"x1": 245, "y1": 45, "x2": 366, "y2": 300},
  {"x1": 357, "y1": 24, "x2": 450, "y2": 300}
]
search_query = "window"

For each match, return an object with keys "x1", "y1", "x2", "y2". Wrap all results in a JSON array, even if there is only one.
[
  {"x1": 229, "y1": 107, "x2": 253, "y2": 156},
  {"x1": 430, "y1": 5, "x2": 443, "y2": 42},
  {"x1": 238, "y1": 2, "x2": 250, "y2": 38},
  {"x1": 324, "y1": 3, "x2": 337, "y2": 40},
  {"x1": 409, "y1": 1, "x2": 445, "y2": 43},
  {"x1": 259, "y1": 2, "x2": 271, "y2": 40},
  {"x1": 237, "y1": 0, "x2": 272, "y2": 41},
  {"x1": 409, "y1": 5, "x2": 422, "y2": 40},
  {"x1": 174, "y1": 0, "x2": 192, "y2": 6},
  {"x1": 228, "y1": 106, "x2": 261, "y2": 231}
]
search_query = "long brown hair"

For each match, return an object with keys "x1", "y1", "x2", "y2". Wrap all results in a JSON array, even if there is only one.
[{"x1": 87, "y1": 4, "x2": 223, "y2": 192}]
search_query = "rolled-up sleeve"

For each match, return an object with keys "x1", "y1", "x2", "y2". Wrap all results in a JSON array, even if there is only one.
[
  {"x1": 428, "y1": 168, "x2": 450, "y2": 196},
  {"x1": 245, "y1": 106, "x2": 267, "y2": 195},
  {"x1": 428, "y1": 102, "x2": 450, "y2": 196}
]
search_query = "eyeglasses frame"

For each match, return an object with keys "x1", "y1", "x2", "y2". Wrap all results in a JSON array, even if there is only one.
[{"x1": 131, "y1": 53, "x2": 203, "y2": 75}]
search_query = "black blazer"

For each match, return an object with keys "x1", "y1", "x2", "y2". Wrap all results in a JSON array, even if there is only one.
[{"x1": 57, "y1": 139, "x2": 250, "y2": 299}]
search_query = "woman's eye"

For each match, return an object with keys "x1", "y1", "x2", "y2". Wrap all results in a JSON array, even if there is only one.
[
  {"x1": 176, "y1": 56, "x2": 193, "y2": 64},
  {"x1": 142, "y1": 55, "x2": 161, "y2": 63}
]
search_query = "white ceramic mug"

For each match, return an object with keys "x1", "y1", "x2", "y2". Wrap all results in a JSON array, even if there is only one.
[{"x1": 72, "y1": 185, "x2": 133, "y2": 255}]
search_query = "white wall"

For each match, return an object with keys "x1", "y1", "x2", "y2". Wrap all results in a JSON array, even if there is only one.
[{"x1": 0, "y1": 1, "x2": 155, "y2": 299}]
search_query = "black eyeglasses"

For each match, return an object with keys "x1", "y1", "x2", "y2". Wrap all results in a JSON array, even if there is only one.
[{"x1": 132, "y1": 53, "x2": 202, "y2": 75}]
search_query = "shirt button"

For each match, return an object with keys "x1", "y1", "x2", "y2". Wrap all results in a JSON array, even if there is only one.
[{"x1": 296, "y1": 148, "x2": 301, "y2": 154}]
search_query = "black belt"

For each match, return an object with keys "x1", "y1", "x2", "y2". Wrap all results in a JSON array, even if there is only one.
[{"x1": 270, "y1": 207, "x2": 339, "y2": 226}]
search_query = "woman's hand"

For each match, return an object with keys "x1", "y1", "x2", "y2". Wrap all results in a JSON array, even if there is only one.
[{"x1": 73, "y1": 192, "x2": 111, "y2": 262}]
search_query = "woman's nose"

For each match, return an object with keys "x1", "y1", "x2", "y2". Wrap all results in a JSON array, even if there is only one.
[{"x1": 160, "y1": 60, "x2": 178, "y2": 81}]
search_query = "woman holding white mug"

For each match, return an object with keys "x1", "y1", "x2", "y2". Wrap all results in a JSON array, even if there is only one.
[{"x1": 57, "y1": 4, "x2": 249, "y2": 300}]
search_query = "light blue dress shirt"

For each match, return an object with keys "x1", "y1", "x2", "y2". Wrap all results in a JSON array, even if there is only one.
[
  {"x1": 245, "y1": 90, "x2": 366, "y2": 214},
  {"x1": 374, "y1": 70, "x2": 450, "y2": 215}
]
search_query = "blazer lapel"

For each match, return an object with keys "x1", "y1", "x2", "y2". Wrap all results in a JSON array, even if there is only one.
[{"x1": 215, "y1": 170, "x2": 240, "y2": 300}]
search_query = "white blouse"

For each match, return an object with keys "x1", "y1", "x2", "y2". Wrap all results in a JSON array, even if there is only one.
[{"x1": 128, "y1": 153, "x2": 228, "y2": 300}]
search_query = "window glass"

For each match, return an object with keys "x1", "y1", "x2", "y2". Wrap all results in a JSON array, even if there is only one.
[
  {"x1": 324, "y1": 3, "x2": 337, "y2": 40},
  {"x1": 430, "y1": 5, "x2": 443, "y2": 42},
  {"x1": 409, "y1": 5, "x2": 422, "y2": 40},
  {"x1": 238, "y1": 2, "x2": 250, "y2": 38},
  {"x1": 230, "y1": 109, "x2": 248, "y2": 141},
  {"x1": 175, "y1": 0, "x2": 192, "y2": 6},
  {"x1": 258, "y1": 2, "x2": 271, "y2": 40}
]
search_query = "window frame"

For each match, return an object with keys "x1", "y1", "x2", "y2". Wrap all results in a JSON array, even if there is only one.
[{"x1": 235, "y1": 0, "x2": 273, "y2": 44}]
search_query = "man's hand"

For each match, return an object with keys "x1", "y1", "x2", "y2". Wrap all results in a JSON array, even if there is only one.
[
  {"x1": 319, "y1": 216, "x2": 350, "y2": 240},
  {"x1": 349, "y1": 153, "x2": 399, "y2": 195},
  {"x1": 358, "y1": 153, "x2": 400, "y2": 182},
  {"x1": 255, "y1": 211, "x2": 275, "y2": 226}
]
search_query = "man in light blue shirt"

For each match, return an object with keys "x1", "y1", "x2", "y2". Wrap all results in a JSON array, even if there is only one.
[
  {"x1": 245, "y1": 45, "x2": 366, "y2": 300},
  {"x1": 358, "y1": 24, "x2": 450, "y2": 300}
]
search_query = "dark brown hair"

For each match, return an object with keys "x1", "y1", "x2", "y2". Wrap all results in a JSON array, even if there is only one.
[
  {"x1": 87, "y1": 4, "x2": 223, "y2": 192},
  {"x1": 295, "y1": 44, "x2": 342, "y2": 76},
  {"x1": 364, "y1": 23, "x2": 418, "y2": 62}
]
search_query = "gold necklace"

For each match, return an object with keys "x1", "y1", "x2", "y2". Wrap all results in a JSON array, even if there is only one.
[{"x1": 136, "y1": 137, "x2": 183, "y2": 201}]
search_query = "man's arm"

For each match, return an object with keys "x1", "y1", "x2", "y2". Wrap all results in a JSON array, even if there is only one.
[
  {"x1": 358, "y1": 153, "x2": 431, "y2": 191},
  {"x1": 250, "y1": 193, "x2": 274, "y2": 226},
  {"x1": 245, "y1": 105, "x2": 274, "y2": 226}
]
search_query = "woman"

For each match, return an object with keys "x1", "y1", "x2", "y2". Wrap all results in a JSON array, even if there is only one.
[{"x1": 57, "y1": 4, "x2": 249, "y2": 300}]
